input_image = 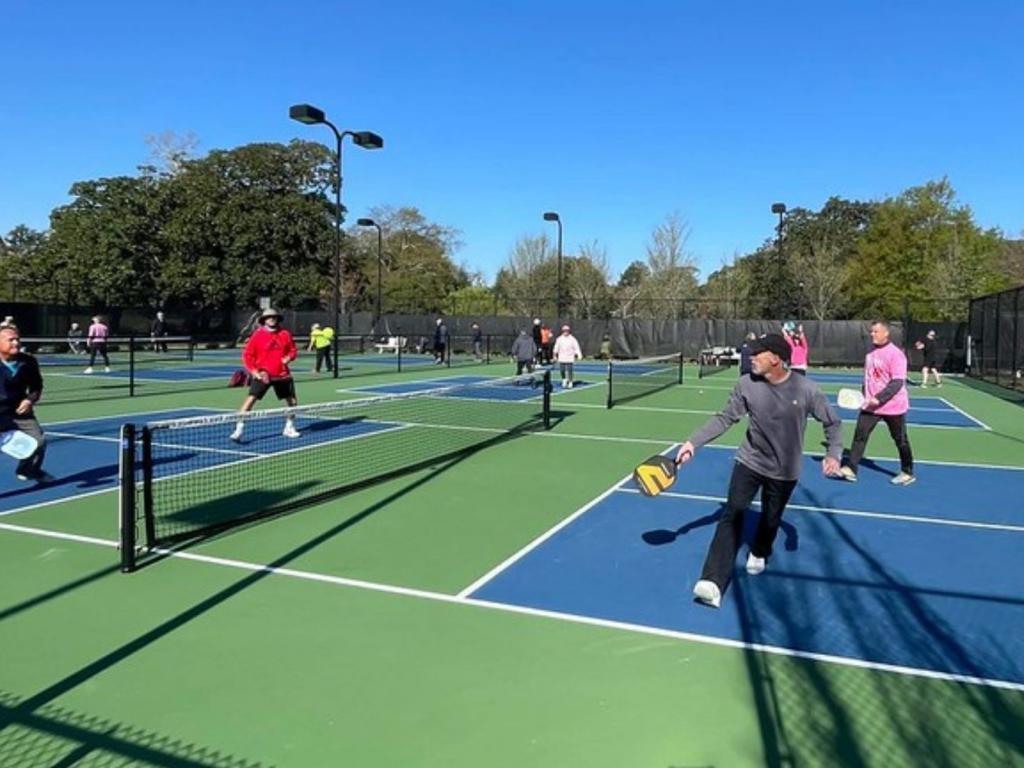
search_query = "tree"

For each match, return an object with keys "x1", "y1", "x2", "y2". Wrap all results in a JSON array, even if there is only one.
[
  {"x1": 634, "y1": 212, "x2": 699, "y2": 318},
  {"x1": 347, "y1": 206, "x2": 466, "y2": 315},
  {"x1": 848, "y1": 179, "x2": 1004, "y2": 320},
  {"x1": 160, "y1": 141, "x2": 337, "y2": 323},
  {"x1": 567, "y1": 241, "x2": 613, "y2": 319},
  {"x1": 613, "y1": 260, "x2": 650, "y2": 318},
  {"x1": 0, "y1": 225, "x2": 48, "y2": 302},
  {"x1": 494, "y1": 234, "x2": 559, "y2": 317}
]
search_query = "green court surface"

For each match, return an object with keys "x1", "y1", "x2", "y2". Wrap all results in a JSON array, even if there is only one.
[{"x1": 2, "y1": 361, "x2": 1023, "y2": 766}]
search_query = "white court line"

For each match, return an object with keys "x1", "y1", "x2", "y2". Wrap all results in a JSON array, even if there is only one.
[
  {"x1": 39, "y1": 407, "x2": 226, "y2": 429},
  {"x1": 617, "y1": 488, "x2": 1024, "y2": 534},
  {"x1": 939, "y1": 396, "x2": 991, "y2": 431},
  {"x1": 1, "y1": 519, "x2": 1022, "y2": 693},
  {"x1": 454, "y1": 453, "x2": 665, "y2": 598},
  {"x1": 0, "y1": 487, "x2": 119, "y2": 518},
  {"x1": 565, "y1": 402, "x2": 717, "y2": 416}
]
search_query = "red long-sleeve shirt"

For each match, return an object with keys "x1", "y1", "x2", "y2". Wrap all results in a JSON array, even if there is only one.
[{"x1": 242, "y1": 327, "x2": 297, "y2": 379}]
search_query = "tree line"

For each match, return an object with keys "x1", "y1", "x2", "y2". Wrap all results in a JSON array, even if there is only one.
[{"x1": 1, "y1": 139, "x2": 1020, "y2": 325}]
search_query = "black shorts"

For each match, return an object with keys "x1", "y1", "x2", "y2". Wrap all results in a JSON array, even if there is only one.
[{"x1": 249, "y1": 377, "x2": 296, "y2": 401}]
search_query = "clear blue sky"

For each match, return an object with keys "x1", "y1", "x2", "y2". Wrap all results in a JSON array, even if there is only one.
[{"x1": 3, "y1": 1, "x2": 1022, "y2": 283}]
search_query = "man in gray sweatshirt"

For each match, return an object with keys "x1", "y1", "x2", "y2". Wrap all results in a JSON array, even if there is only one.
[{"x1": 676, "y1": 333, "x2": 843, "y2": 608}]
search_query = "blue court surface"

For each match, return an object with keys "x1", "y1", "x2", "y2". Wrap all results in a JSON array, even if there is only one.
[
  {"x1": 0, "y1": 408, "x2": 222, "y2": 515},
  {"x1": 348, "y1": 375, "x2": 595, "y2": 397},
  {"x1": 471, "y1": 446, "x2": 1024, "y2": 685},
  {"x1": 825, "y1": 394, "x2": 987, "y2": 429}
]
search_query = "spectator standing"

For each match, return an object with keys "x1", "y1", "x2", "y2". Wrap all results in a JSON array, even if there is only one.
[
  {"x1": 510, "y1": 330, "x2": 536, "y2": 375},
  {"x1": 471, "y1": 322, "x2": 484, "y2": 362},
  {"x1": 552, "y1": 324, "x2": 582, "y2": 388},
  {"x1": 151, "y1": 311, "x2": 169, "y2": 352},
  {"x1": 433, "y1": 317, "x2": 449, "y2": 365},
  {"x1": 84, "y1": 315, "x2": 111, "y2": 374}
]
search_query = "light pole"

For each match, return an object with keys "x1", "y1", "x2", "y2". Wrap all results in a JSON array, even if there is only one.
[
  {"x1": 357, "y1": 218, "x2": 384, "y2": 327},
  {"x1": 771, "y1": 202, "x2": 787, "y2": 317},
  {"x1": 543, "y1": 211, "x2": 563, "y2": 318},
  {"x1": 289, "y1": 103, "x2": 383, "y2": 331}
]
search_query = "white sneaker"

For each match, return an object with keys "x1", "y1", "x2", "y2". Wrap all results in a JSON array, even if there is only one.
[
  {"x1": 838, "y1": 466, "x2": 857, "y2": 482},
  {"x1": 566, "y1": 381, "x2": 574, "y2": 389},
  {"x1": 83, "y1": 367, "x2": 93, "y2": 374},
  {"x1": 229, "y1": 426, "x2": 243, "y2": 442},
  {"x1": 746, "y1": 553, "x2": 766, "y2": 575},
  {"x1": 891, "y1": 472, "x2": 916, "y2": 487},
  {"x1": 283, "y1": 423, "x2": 300, "y2": 439},
  {"x1": 693, "y1": 579, "x2": 722, "y2": 608},
  {"x1": 104, "y1": 366, "x2": 111, "y2": 373}
]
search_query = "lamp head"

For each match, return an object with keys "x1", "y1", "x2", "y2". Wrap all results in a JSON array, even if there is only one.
[
  {"x1": 352, "y1": 131, "x2": 384, "y2": 149},
  {"x1": 771, "y1": 202, "x2": 787, "y2": 214},
  {"x1": 356, "y1": 218, "x2": 375, "y2": 227},
  {"x1": 543, "y1": 212, "x2": 560, "y2": 222},
  {"x1": 289, "y1": 104, "x2": 326, "y2": 125}
]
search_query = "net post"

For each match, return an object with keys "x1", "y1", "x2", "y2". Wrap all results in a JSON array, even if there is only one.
[
  {"x1": 119, "y1": 424, "x2": 137, "y2": 573},
  {"x1": 142, "y1": 427, "x2": 156, "y2": 549},
  {"x1": 397, "y1": 338, "x2": 402, "y2": 373},
  {"x1": 543, "y1": 369, "x2": 552, "y2": 429},
  {"x1": 606, "y1": 361, "x2": 614, "y2": 409},
  {"x1": 129, "y1": 334, "x2": 136, "y2": 397},
  {"x1": 332, "y1": 332, "x2": 340, "y2": 380}
]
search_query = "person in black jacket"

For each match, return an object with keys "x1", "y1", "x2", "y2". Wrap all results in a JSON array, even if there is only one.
[
  {"x1": 433, "y1": 317, "x2": 449, "y2": 365},
  {"x1": 150, "y1": 310, "x2": 169, "y2": 352},
  {"x1": 0, "y1": 325, "x2": 52, "y2": 483}
]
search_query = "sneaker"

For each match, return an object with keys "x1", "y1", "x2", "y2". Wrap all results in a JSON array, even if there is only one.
[
  {"x1": 566, "y1": 381, "x2": 574, "y2": 389},
  {"x1": 746, "y1": 553, "x2": 766, "y2": 575},
  {"x1": 283, "y1": 423, "x2": 300, "y2": 439},
  {"x1": 891, "y1": 472, "x2": 916, "y2": 487},
  {"x1": 104, "y1": 366, "x2": 111, "y2": 373},
  {"x1": 16, "y1": 471, "x2": 55, "y2": 484},
  {"x1": 693, "y1": 579, "x2": 722, "y2": 608},
  {"x1": 83, "y1": 367, "x2": 93, "y2": 374},
  {"x1": 229, "y1": 426, "x2": 243, "y2": 442},
  {"x1": 838, "y1": 466, "x2": 857, "y2": 482}
]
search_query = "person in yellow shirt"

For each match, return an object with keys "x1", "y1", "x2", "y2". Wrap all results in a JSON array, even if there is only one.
[{"x1": 308, "y1": 323, "x2": 335, "y2": 373}]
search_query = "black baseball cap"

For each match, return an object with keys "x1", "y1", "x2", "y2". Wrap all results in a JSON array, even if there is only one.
[{"x1": 748, "y1": 333, "x2": 791, "y2": 363}]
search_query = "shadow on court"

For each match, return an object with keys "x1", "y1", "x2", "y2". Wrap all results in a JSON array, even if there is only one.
[
  {"x1": 727, "y1": 484, "x2": 1024, "y2": 767},
  {"x1": 0, "y1": 690, "x2": 268, "y2": 767}
]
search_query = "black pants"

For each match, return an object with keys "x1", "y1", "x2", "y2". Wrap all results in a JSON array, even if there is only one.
[
  {"x1": 701, "y1": 461, "x2": 797, "y2": 593},
  {"x1": 315, "y1": 346, "x2": 333, "y2": 372},
  {"x1": 12, "y1": 415, "x2": 47, "y2": 478},
  {"x1": 88, "y1": 344, "x2": 110, "y2": 367},
  {"x1": 515, "y1": 359, "x2": 533, "y2": 375},
  {"x1": 847, "y1": 412, "x2": 913, "y2": 475}
]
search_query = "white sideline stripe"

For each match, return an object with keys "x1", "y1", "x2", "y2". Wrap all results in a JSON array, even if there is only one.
[
  {"x1": 2, "y1": 520, "x2": 1022, "y2": 693},
  {"x1": 48, "y1": 431, "x2": 264, "y2": 459},
  {"x1": 0, "y1": 487, "x2": 117, "y2": 518},
  {"x1": 40, "y1": 407, "x2": 226, "y2": 429},
  {"x1": 617, "y1": 488, "x2": 1024, "y2": 533},
  {"x1": 566, "y1": 402, "x2": 717, "y2": 416},
  {"x1": 454, "y1": 451, "x2": 667, "y2": 598},
  {"x1": 939, "y1": 396, "x2": 991, "y2": 431}
]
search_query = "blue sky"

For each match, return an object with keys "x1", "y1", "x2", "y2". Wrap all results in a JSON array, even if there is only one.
[{"x1": 3, "y1": 1, "x2": 1022, "y2": 283}]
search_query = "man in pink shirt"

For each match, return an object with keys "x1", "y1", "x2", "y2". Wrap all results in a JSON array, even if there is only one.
[{"x1": 839, "y1": 320, "x2": 915, "y2": 486}]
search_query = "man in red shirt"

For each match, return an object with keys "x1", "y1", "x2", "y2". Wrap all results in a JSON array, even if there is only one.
[{"x1": 230, "y1": 308, "x2": 300, "y2": 442}]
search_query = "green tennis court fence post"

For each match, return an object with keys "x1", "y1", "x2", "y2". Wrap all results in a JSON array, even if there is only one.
[
  {"x1": 446, "y1": 333, "x2": 452, "y2": 368},
  {"x1": 119, "y1": 424, "x2": 137, "y2": 573},
  {"x1": 187, "y1": 336, "x2": 195, "y2": 362},
  {"x1": 543, "y1": 370, "x2": 552, "y2": 429},
  {"x1": 485, "y1": 334, "x2": 490, "y2": 365},
  {"x1": 129, "y1": 334, "x2": 136, "y2": 397},
  {"x1": 397, "y1": 340, "x2": 402, "y2": 373},
  {"x1": 606, "y1": 361, "x2": 613, "y2": 409},
  {"x1": 142, "y1": 427, "x2": 156, "y2": 550},
  {"x1": 677, "y1": 352, "x2": 684, "y2": 384}
]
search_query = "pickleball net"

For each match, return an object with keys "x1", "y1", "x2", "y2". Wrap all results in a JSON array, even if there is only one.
[
  {"x1": 605, "y1": 354, "x2": 684, "y2": 408},
  {"x1": 119, "y1": 370, "x2": 552, "y2": 571}
]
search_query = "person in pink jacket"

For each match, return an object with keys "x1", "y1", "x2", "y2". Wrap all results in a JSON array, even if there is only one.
[
  {"x1": 782, "y1": 321, "x2": 808, "y2": 375},
  {"x1": 839, "y1": 320, "x2": 915, "y2": 486},
  {"x1": 552, "y1": 324, "x2": 582, "y2": 388}
]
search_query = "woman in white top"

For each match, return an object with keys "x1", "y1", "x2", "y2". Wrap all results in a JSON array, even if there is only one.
[{"x1": 552, "y1": 324, "x2": 582, "y2": 388}]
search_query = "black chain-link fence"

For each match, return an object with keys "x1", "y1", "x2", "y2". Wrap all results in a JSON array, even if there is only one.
[{"x1": 969, "y1": 286, "x2": 1024, "y2": 391}]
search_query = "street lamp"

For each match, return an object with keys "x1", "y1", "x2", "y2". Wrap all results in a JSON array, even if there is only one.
[
  {"x1": 289, "y1": 103, "x2": 383, "y2": 330},
  {"x1": 542, "y1": 211, "x2": 563, "y2": 317},
  {"x1": 771, "y1": 202, "x2": 787, "y2": 317},
  {"x1": 357, "y1": 218, "x2": 384, "y2": 327}
]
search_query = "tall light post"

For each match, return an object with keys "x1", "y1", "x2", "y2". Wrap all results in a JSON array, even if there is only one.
[
  {"x1": 289, "y1": 103, "x2": 383, "y2": 331},
  {"x1": 543, "y1": 211, "x2": 563, "y2": 318},
  {"x1": 771, "y1": 202, "x2": 787, "y2": 316},
  {"x1": 357, "y1": 217, "x2": 384, "y2": 327}
]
